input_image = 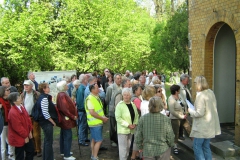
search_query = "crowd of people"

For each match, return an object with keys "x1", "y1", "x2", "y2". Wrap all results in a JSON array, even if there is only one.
[{"x1": 0, "y1": 69, "x2": 221, "y2": 160}]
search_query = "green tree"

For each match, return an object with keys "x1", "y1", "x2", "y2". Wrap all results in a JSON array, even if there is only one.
[
  {"x1": 150, "y1": 3, "x2": 188, "y2": 73},
  {"x1": 0, "y1": 0, "x2": 155, "y2": 85}
]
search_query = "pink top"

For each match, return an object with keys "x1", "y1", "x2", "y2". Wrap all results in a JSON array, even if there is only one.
[{"x1": 133, "y1": 98, "x2": 141, "y2": 111}]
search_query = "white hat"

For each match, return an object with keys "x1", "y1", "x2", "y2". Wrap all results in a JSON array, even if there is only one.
[{"x1": 23, "y1": 80, "x2": 34, "y2": 86}]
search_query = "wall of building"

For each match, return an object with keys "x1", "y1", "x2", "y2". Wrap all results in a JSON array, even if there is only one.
[{"x1": 189, "y1": 0, "x2": 240, "y2": 145}]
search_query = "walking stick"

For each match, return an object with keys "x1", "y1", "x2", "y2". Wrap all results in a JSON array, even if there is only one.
[{"x1": 76, "y1": 125, "x2": 81, "y2": 156}]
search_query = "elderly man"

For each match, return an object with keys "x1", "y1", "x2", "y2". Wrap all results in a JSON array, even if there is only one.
[
  {"x1": 67, "y1": 74, "x2": 77, "y2": 97},
  {"x1": 28, "y1": 72, "x2": 39, "y2": 91},
  {"x1": 76, "y1": 74, "x2": 89, "y2": 146},
  {"x1": 113, "y1": 77, "x2": 131, "y2": 107},
  {"x1": 20, "y1": 80, "x2": 42, "y2": 157},
  {"x1": 139, "y1": 75, "x2": 146, "y2": 89},
  {"x1": 178, "y1": 74, "x2": 192, "y2": 140},
  {"x1": 125, "y1": 70, "x2": 133, "y2": 80},
  {"x1": 1, "y1": 77, "x2": 18, "y2": 93},
  {"x1": 85, "y1": 83, "x2": 108, "y2": 160},
  {"x1": 105, "y1": 73, "x2": 122, "y2": 147}
]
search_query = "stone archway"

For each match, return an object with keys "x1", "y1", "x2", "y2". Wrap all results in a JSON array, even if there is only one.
[
  {"x1": 214, "y1": 23, "x2": 236, "y2": 123},
  {"x1": 204, "y1": 22, "x2": 225, "y2": 88},
  {"x1": 204, "y1": 21, "x2": 239, "y2": 144},
  {"x1": 204, "y1": 22, "x2": 236, "y2": 123}
]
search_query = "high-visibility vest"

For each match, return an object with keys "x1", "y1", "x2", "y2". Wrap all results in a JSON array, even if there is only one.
[{"x1": 85, "y1": 94, "x2": 104, "y2": 127}]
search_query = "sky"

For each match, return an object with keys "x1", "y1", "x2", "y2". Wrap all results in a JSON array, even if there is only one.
[{"x1": 136, "y1": 0, "x2": 156, "y2": 16}]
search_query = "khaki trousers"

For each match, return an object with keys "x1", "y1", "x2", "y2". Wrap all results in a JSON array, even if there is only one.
[
  {"x1": 171, "y1": 119, "x2": 191, "y2": 143},
  {"x1": 31, "y1": 118, "x2": 42, "y2": 152}
]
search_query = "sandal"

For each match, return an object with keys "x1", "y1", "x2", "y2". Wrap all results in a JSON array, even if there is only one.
[{"x1": 173, "y1": 148, "x2": 179, "y2": 154}]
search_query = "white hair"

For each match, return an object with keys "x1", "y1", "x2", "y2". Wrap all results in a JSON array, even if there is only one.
[
  {"x1": 180, "y1": 74, "x2": 189, "y2": 81},
  {"x1": 122, "y1": 88, "x2": 132, "y2": 96},
  {"x1": 56, "y1": 81, "x2": 67, "y2": 92},
  {"x1": 148, "y1": 72, "x2": 153, "y2": 76},
  {"x1": 27, "y1": 71, "x2": 34, "y2": 78},
  {"x1": 79, "y1": 74, "x2": 86, "y2": 83},
  {"x1": 1, "y1": 77, "x2": 8, "y2": 84},
  {"x1": 73, "y1": 80, "x2": 81, "y2": 86}
]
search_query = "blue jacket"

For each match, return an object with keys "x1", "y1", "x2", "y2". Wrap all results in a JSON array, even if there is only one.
[
  {"x1": 67, "y1": 82, "x2": 74, "y2": 97},
  {"x1": 76, "y1": 84, "x2": 86, "y2": 111}
]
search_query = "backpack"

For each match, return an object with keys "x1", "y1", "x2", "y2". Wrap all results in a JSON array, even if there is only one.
[{"x1": 31, "y1": 102, "x2": 39, "y2": 121}]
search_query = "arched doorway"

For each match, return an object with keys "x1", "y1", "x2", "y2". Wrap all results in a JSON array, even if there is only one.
[{"x1": 213, "y1": 23, "x2": 236, "y2": 123}]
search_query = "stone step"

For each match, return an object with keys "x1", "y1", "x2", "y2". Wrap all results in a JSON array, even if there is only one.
[
  {"x1": 211, "y1": 141, "x2": 240, "y2": 158},
  {"x1": 178, "y1": 138, "x2": 240, "y2": 159}
]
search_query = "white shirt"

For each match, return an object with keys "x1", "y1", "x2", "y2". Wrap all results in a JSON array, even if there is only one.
[
  {"x1": 24, "y1": 92, "x2": 34, "y2": 115},
  {"x1": 16, "y1": 105, "x2": 22, "y2": 112},
  {"x1": 140, "y1": 100, "x2": 149, "y2": 116}
]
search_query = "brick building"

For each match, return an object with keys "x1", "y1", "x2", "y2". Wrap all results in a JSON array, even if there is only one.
[{"x1": 189, "y1": 0, "x2": 240, "y2": 145}]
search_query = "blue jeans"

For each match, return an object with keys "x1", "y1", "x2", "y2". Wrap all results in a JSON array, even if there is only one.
[
  {"x1": 78, "y1": 112, "x2": 88, "y2": 143},
  {"x1": 193, "y1": 138, "x2": 212, "y2": 160},
  {"x1": 40, "y1": 123, "x2": 54, "y2": 160},
  {"x1": 60, "y1": 128, "x2": 72, "y2": 157}
]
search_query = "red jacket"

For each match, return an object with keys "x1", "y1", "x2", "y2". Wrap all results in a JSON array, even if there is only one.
[
  {"x1": 56, "y1": 92, "x2": 77, "y2": 129},
  {"x1": 8, "y1": 105, "x2": 32, "y2": 147}
]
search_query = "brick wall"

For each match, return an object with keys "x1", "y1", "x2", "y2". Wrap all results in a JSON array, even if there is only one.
[{"x1": 189, "y1": 0, "x2": 240, "y2": 145}]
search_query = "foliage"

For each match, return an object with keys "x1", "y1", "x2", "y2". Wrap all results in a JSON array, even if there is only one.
[
  {"x1": 150, "y1": 3, "x2": 189, "y2": 73},
  {"x1": 0, "y1": 0, "x2": 155, "y2": 84},
  {"x1": 0, "y1": 0, "x2": 189, "y2": 85}
]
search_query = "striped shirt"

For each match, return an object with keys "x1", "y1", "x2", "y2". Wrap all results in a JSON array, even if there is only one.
[{"x1": 41, "y1": 98, "x2": 50, "y2": 119}]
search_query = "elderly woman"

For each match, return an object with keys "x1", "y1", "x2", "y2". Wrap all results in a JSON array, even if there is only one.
[
  {"x1": 154, "y1": 84, "x2": 168, "y2": 115},
  {"x1": 7, "y1": 92, "x2": 34, "y2": 160},
  {"x1": 56, "y1": 81, "x2": 78, "y2": 160},
  {"x1": 0, "y1": 86, "x2": 15, "y2": 160},
  {"x1": 136, "y1": 96, "x2": 174, "y2": 160},
  {"x1": 168, "y1": 85, "x2": 191, "y2": 155},
  {"x1": 71, "y1": 79, "x2": 81, "y2": 102},
  {"x1": 188, "y1": 76, "x2": 220, "y2": 160},
  {"x1": 140, "y1": 86, "x2": 155, "y2": 116},
  {"x1": 115, "y1": 88, "x2": 139, "y2": 160},
  {"x1": 37, "y1": 83, "x2": 58, "y2": 160}
]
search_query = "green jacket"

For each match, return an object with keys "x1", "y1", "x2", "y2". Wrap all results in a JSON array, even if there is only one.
[
  {"x1": 115, "y1": 101, "x2": 139, "y2": 134},
  {"x1": 135, "y1": 113, "x2": 174, "y2": 157}
]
